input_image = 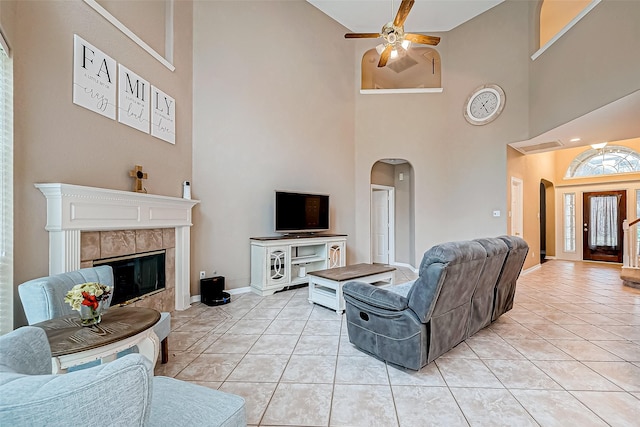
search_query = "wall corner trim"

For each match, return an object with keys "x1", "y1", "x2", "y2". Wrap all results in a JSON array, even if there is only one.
[
  {"x1": 82, "y1": 0, "x2": 176, "y2": 72},
  {"x1": 531, "y1": 0, "x2": 602, "y2": 61}
]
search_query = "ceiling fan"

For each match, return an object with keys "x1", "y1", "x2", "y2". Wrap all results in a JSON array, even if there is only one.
[{"x1": 344, "y1": 0, "x2": 440, "y2": 68}]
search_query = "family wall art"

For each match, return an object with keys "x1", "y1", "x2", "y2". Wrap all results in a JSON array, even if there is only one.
[{"x1": 72, "y1": 34, "x2": 176, "y2": 144}]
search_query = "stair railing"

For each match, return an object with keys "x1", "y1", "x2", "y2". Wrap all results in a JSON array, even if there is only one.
[{"x1": 623, "y1": 218, "x2": 640, "y2": 268}]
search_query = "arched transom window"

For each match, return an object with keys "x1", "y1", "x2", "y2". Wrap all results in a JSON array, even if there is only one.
[{"x1": 565, "y1": 146, "x2": 640, "y2": 178}]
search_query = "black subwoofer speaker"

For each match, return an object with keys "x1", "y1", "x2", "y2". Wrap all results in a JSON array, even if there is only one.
[{"x1": 201, "y1": 276, "x2": 230, "y2": 306}]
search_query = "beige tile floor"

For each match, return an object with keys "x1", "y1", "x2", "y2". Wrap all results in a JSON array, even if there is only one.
[{"x1": 156, "y1": 261, "x2": 640, "y2": 426}]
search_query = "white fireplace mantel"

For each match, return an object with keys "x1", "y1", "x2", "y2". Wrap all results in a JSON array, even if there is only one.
[{"x1": 36, "y1": 183, "x2": 199, "y2": 310}]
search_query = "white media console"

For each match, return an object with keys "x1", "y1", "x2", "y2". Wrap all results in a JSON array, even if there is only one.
[{"x1": 250, "y1": 234, "x2": 347, "y2": 296}]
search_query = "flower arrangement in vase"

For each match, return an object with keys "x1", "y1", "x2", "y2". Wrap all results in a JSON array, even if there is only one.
[{"x1": 64, "y1": 282, "x2": 111, "y2": 326}]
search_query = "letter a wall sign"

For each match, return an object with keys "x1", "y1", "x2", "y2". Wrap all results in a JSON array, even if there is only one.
[
  {"x1": 72, "y1": 34, "x2": 176, "y2": 145},
  {"x1": 73, "y1": 35, "x2": 116, "y2": 119}
]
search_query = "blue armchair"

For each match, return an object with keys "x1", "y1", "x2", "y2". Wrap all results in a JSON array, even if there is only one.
[
  {"x1": 18, "y1": 266, "x2": 172, "y2": 364},
  {"x1": 0, "y1": 326, "x2": 246, "y2": 426}
]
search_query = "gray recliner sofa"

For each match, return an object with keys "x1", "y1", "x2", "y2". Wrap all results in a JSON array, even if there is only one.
[
  {"x1": 342, "y1": 235, "x2": 528, "y2": 370},
  {"x1": 492, "y1": 236, "x2": 530, "y2": 320}
]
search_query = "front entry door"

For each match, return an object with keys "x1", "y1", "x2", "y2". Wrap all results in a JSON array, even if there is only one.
[{"x1": 583, "y1": 190, "x2": 626, "y2": 262}]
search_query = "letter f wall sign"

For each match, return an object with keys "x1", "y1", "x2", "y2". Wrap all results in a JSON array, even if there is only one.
[{"x1": 73, "y1": 34, "x2": 116, "y2": 120}]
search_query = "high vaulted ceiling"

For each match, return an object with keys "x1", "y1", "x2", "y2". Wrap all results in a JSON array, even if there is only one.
[
  {"x1": 307, "y1": 0, "x2": 639, "y2": 153},
  {"x1": 306, "y1": 0, "x2": 505, "y2": 33}
]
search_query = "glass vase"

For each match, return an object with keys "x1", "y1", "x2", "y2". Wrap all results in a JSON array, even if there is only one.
[{"x1": 78, "y1": 301, "x2": 105, "y2": 327}]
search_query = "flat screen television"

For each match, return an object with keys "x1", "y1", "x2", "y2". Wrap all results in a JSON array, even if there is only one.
[{"x1": 275, "y1": 191, "x2": 329, "y2": 234}]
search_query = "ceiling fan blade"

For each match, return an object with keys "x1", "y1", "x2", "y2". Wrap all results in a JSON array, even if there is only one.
[
  {"x1": 405, "y1": 33, "x2": 441, "y2": 46},
  {"x1": 394, "y1": 0, "x2": 415, "y2": 27},
  {"x1": 345, "y1": 33, "x2": 380, "y2": 39},
  {"x1": 378, "y1": 44, "x2": 392, "y2": 67}
]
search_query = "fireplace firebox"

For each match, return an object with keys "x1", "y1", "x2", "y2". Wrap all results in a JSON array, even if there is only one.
[{"x1": 94, "y1": 250, "x2": 166, "y2": 305}]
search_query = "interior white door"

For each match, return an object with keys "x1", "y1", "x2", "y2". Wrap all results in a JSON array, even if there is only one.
[
  {"x1": 511, "y1": 177, "x2": 524, "y2": 237},
  {"x1": 372, "y1": 189, "x2": 389, "y2": 264}
]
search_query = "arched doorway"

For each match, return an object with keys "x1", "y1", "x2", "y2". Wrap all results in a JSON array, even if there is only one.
[
  {"x1": 540, "y1": 179, "x2": 555, "y2": 263},
  {"x1": 370, "y1": 159, "x2": 415, "y2": 268}
]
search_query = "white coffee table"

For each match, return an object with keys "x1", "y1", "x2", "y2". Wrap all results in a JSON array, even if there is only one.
[{"x1": 308, "y1": 263, "x2": 396, "y2": 314}]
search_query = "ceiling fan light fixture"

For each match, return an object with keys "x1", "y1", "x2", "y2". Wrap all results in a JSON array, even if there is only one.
[{"x1": 345, "y1": 0, "x2": 440, "y2": 68}]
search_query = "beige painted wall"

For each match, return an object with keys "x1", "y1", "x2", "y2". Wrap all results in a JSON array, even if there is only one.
[
  {"x1": 530, "y1": 0, "x2": 640, "y2": 137},
  {"x1": 0, "y1": 1, "x2": 16, "y2": 48},
  {"x1": 191, "y1": 1, "x2": 355, "y2": 293},
  {"x1": 97, "y1": 0, "x2": 167, "y2": 57},
  {"x1": 507, "y1": 147, "x2": 556, "y2": 270},
  {"x1": 354, "y1": 1, "x2": 533, "y2": 267},
  {"x1": 394, "y1": 162, "x2": 414, "y2": 266},
  {"x1": 7, "y1": 0, "x2": 193, "y2": 325}
]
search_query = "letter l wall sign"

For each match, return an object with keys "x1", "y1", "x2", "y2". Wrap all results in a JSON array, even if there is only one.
[{"x1": 151, "y1": 85, "x2": 176, "y2": 145}]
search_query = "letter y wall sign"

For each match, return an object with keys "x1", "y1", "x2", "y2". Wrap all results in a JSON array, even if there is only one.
[
  {"x1": 151, "y1": 86, "x2": 175, "y2": 144},
  {"x1": 73, "y1": 34, "x2": 175, "y2": 144}
]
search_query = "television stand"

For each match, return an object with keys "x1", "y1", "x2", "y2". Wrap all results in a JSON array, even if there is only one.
[{"x1": 250, "y1": 234, "x2": 347, "y2": 296}]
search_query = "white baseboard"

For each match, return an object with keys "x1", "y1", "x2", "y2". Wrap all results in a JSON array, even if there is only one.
[
  {"x1": 392, "y1": 262, "x2": 418, "y2": 273},
  {"x1": 521, "y1": 264, "x2": 541, "y2": 275},
  {"x1": 190, "y1": 286, "x2": 252, "y2": 304},
  {"x1": 227, "y1": 286, "x2": 252, "y2": 295}
]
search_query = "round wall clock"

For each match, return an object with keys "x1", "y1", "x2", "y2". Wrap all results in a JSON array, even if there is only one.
[{"x1": 464, "y1": 84, "x2": 506, "y2": 126}]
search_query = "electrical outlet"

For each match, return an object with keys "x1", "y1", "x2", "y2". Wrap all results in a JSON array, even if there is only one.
[{"x1": 199, "y1": 271, "x2": 206, "y2": 280}]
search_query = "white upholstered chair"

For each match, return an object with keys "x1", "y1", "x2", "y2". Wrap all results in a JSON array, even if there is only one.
[{"x1": 18, "y1": 265, "x2": 171, "y2": 364}]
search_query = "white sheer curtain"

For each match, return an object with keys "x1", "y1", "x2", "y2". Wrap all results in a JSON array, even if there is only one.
[
  {"x1": 589, "y1": 195, "x2": 618, "y2": 249},
  {"x1": 0, "y1": 31, "x2": 13, "y2": 335}
]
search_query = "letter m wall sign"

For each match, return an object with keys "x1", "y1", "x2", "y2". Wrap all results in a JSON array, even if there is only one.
[{"x1": 118, "y1": 64, "x2": 150, "y2": 134}]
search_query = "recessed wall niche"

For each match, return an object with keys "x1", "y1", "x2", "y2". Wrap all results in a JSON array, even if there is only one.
[{"x1": 361, "y1": 46, "x2": 441, "y2": 92}]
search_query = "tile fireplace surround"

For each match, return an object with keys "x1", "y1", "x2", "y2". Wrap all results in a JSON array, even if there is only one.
[
  {"x1": 81, "y1": 228, "x2": 175, "y2": 312},
  {"x1": 35, "y1": 183, "x2": 199, "y2": 311}
]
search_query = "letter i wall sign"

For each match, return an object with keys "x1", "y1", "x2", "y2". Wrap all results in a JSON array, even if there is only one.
[
  {"x1": 73, "y1": 35, "x2": 176, "y2": 145},
  {"x1": 118, "y1": 64, "x2": 150, "y2": 134}
]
